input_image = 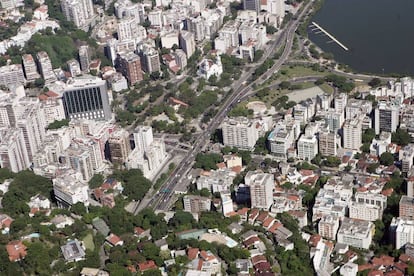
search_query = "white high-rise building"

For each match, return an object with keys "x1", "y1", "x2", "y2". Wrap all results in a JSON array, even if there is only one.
[
  {"x1": 343, "y1": 116, "x2": 363, "y2": 151},
  {"x1": 349, "y1": 202, "x2": 382, "y2": 222},
  {"x1": 179, "y1": 31, "x2": 196, "y2": 58},
  {"x1": 39, "y1": 91, "x2": 66, "y2": 125},
  {"x1": 126, "y1": 126, "x2": 167, "y2": 180},
  {"x1": 67, "y1": 59, "x2": 82, "y2": 77},
  {"x1": 400, "y1": 145, "x2": 414, "y2": 173},
  {"x1": 147, "y1": 9, "x2": 163, "y2": 27},
  {"x1": 0, "y1": 128, "x2": 30, "y2": 172},
  {"x1": 337, "y1": 218, "x2": 374, "y2": 249},
  {"x1": 17, "y1": 102, "x2": 46, "y2": 162},
  {"x1": 117, "y1": 17, "x2": 140, "y2": 42},
  {"x1": 221, "y1": 193, "x2": 233, "y2": 216},
  {"x1": 334, "y1": 93, "x2": 348, "y2": 114},
  {"x1": 61, "y1": 144, "x2": 94, "y2": 182},
  {"x1": 36, "y1": 51, "x2": 56, "y2": 83},
  {"x1": 324, "y1": 108, "x2": 344, "y2": 133},
  {"x1": 0, "y1": 64, "x2": 25, "y2": 87},
  {"x1": 187, "y1": 16, "x2": 205, "y2": 42},
  {"x1": 133, "y1": 126, "x2": 153, "y2": 151},
  {"x1": 318, "y1": 215, "x2": 339, "y2": 240},
  {"x1": 245, "y1": 171, "x2": 274, "y2": 210},
  {"x1": 222, "y1": 117, "x2": 259, "y2": 150},
  {"x1": 297, "y1": 134, "x2": 318, "y2": 161},
  {"x1": 114, "y1": 0, "x2": 144, "y2": 21},
  {"x1": 53, "y1": 173, "x2": 89, "y2": 207},
  {"x1": 22, "y1": 54, "x2": 40, "y2": 82},
  {"x1": 374, "y1": 102, "x2": 399, "y2": 135},
  {"x1": 391, "y1": 217, "x2": 414, "y2": 250},
  {"x1": 137, "y1": 44, "x2": 161, "y2": 73},
  {"x1": 267, "y1": 0, "x2": 285, "y2": 20},
  {"x1": 79, "y1": 45, "x2": 90, "y2": 72},
  {"x1": 243, "y1": 0, "x2": 260, "y2": 13},
  {"x1": 61, "y1": 0, "x2": 95, "y2": 31}
]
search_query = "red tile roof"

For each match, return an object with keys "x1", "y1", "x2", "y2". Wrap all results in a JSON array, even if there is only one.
[
  {"x1": 371, "y1": 255, "x2": 394, "y2": 267},
  {"x1": 187, "y1": 247, "x2": 199, "y2": 260},
  {"x1": 368, "y1": 270, "x2": 384, "y2": 276},
  {"x1": 394, "y1": 261, "x2": 408, "y2": 272},
  {"x1": 169, "y1": 97, "x2": 189, "y2": 107},
  {"x1": 243, "y1": 236, "x2": 261, "y2": 247},
  {"x1": 299, "y1": 169, "x2": 314, "y2": 176},
  {"x1": 256, "y1": 211, "x2": 269, "y2": 223},
  {"x1": 254, "y1": 261, "x2": 271, "y2": 272},
  {"x1": 231, "y1": 165, "x2": 242, "y2": 174},
  {"x1": 237, "y1": 208, "x2": 249, "y2": 216},
  {"x1": 262, "y1": 217, "x2": 274, "y2": 228},
  {"x1": 199, "y1": 250, "x2": 216, "y2": 261},
  {"x1": 309, "y1": 234, "x2": 321, "y2": 247},
  {"x1": 6, "y1": 240, "x2": 27, "y2": 262},
  {"x1": 381, "y1": 188, "x2": 394, "y2": 196},
  {"x1": 358, "y1": 264, "x2": 374, "y2": 272},
  {"x1": 106, "y1": 233, "x2": 122, "y2": 246},
  {"x1": 399, "y1": 254, "x2": 412, "y2": 264},
  {"x1": 384, "y1": 270, "x2": 404, "y2": 276},
  {"x1": 134, "y1": 227, "x2": 145, "y2": 235},
  {"x1": 138, "y1": 260, "x2": 157, "y2": 272},
  {"x1": 268, "y1": 221, "x2": 282, "y2": 234},
  {"x1": 251, "y1": 255, "x2": 267, "y2": 265}
]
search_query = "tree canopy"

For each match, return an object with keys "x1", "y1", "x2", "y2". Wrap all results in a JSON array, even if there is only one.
[
  {"x1": 380, "y1": 152, "x2": 394, "y2": 166},
  {"x1": 2, "y1": 170, "x2": 52, "y2": 217},
  {"x1": 392, "y1": 129, "x2": 411, "y2": 146},
  {"x1": 194, "y1": 153, "x2": 223, "y2": 170},
  {"x1": 110, "y1": 169, "x2": 152, "y2": 201},
  {"x1": 47, "y1": 119, "x2": 69, "y2": 130}
]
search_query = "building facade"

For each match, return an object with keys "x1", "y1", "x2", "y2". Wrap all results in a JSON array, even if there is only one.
[{"x1": 62, "y1": 77, "x2": 112, "y2": 121}]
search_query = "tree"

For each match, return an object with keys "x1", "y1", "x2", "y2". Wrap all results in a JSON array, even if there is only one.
[
  {"x1": 194, "y1": 153, "x2": 223, "y2": 170},
  {"x1": 362, "y1": 128, "x2": 375, "y2": 144},
  {"x1": 368, "y1": 78, "x2": 382, "y2": 88},
  {"x1": 266, "y1": 24, "x2": 277, "y2": 34},
  {"x1": 169, "y1": 210, "x2": 195, "y2": 230},
  {"x1": 111, "y1": 169, "x2": 152, "y2": 201},
  {"x1": 323, "y1": 156, "x2": 341, "y2": 167},
  {"x1": 34, "y1": 78, "x2": 45, "y2": 88},
  {"x1": 392, "y1": 129, "x2": 411, "y2": 146},
  {"x1": 279, "y1": 81, "x2": 291, "y2": 90},
  {"x1": 71, "y1": 202, "x2": 87, "y2": 216},
  {"x1": 88, "y1": 174, "x2": 104, "y2": 189},
  {"x1": 143, "y1": 270, "x2": 162, "y2": 276},
  {"x1": 367, "y1": 163, "x2": 379, "y2": 174},
  {"x1": 360, "y1": 143, "x2": 371, "y2": 153},
  {"x1": 142, "y1": 243, "x2": 162, "y2": 266},
  {"x1": 380, "y1": 152, "x2": 394, "y2": 166},
  {"x1": 47, "y1": 119, "x2": 69, "y2": 130}
]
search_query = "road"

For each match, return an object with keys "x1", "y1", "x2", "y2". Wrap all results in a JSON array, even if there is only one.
[{"x1": 149, "y1": 0, "x2": 315, "y2": 211}]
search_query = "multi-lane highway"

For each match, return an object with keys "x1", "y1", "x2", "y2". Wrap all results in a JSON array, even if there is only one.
[{"x1": 149, "y1": 1, "x2": 315, "y2": 211}]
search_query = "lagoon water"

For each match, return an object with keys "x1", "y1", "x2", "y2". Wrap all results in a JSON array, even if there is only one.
[{"x1": 308, "y1": 0, "x2": 414, "y2": 75}]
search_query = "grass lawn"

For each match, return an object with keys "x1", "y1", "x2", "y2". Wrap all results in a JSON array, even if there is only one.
[
  {"x1": 278, "y1": 65, "x2": 328, "y2": 80},
  {"x1": 252, "y1": 82, "x2": 319, "y2": 108},
  {"x1": 318, "y1": 83, "x2": 334, "y2": 94},
  {"x1": 83, "y1": 233, "x2": 95, "y2": 251}
]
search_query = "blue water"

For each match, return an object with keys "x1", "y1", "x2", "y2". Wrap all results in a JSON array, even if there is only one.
[{"x1": 308, "y1": 0, "x2": 414, "y2": 75}]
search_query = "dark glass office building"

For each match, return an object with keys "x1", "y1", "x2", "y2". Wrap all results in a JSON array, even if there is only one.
[{"x1": 62, "y1": 77, "x2": 112, "y2": 121}]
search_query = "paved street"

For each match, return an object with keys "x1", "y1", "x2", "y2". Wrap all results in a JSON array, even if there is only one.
[{"x1": 149, "y1": 0, "x2": 316, "y2": 211}]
